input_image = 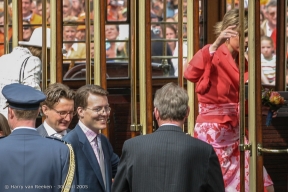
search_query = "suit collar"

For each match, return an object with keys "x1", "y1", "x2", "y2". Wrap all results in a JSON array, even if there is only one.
[
  {"x1": 156, "y1": 125, "x2": 184, "y2": 133},
  {"x1": 11, "y1": 128, "x2": 40, "y2": 136},
  {"x1": 74, "y1": 125, "x2": 106, "y2": 190}
]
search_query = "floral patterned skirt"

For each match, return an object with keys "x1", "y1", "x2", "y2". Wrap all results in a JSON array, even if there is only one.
[{"x1": 194, "y1": 122, "x2": 273, "y2": 192}]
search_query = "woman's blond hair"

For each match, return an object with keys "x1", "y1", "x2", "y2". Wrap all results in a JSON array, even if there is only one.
[
  {"x1": 214, "y1": 8, "x2": 248, "y2": 37},
  {"x1": 26, "y1": 46, "x2": 42, "y2": 59}
]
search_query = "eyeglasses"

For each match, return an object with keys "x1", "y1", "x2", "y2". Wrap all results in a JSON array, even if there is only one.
[
  {"x1": 86, "y1": 106, "x2": 111, "y2": 115},
  {"x1": 51, "y1": 108, "x2": 77, "y2": 118},
  {"x1": 23, "y1": 26, "x2": 30, "y2": 30}
]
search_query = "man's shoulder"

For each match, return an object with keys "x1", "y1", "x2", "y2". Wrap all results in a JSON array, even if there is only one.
[
  {"x1": 63, "y1": 127, "x2": 79, "y2": 142},
  {"x1": 42, "y1": 136, "x2": 70, "y2": 150},
  {"x1": 36, "y1": 124, "x2": 48, "y2": 136},
  {"x1": 36, "y1": 123, "x2": 45, "y2": 130}
]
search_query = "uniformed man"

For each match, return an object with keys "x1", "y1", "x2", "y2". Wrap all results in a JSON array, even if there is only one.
[{"x1": 0, "y1": 83, "x2": 75, "y2": 192}]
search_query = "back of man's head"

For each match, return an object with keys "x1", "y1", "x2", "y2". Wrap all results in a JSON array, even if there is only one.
[
  {"x1": 2, "y1": 83, "x2": 46, "y2": 126},
  {"x1": 153, "y1": 82, "x2": 189, "y2": 121}
]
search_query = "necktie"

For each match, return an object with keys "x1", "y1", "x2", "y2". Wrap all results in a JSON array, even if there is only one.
[
  {"x1": 96, "y1": 135, "x2": 106, "y2": 189},
  {"x1": 52, "y1": 133, "x2": 63, "y2": 139}
]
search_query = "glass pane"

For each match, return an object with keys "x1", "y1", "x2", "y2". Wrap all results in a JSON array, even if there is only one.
[
  {"x1": 105, "y1": 23, "x2": 129, "y2": 78},
  {"x1": 107, "y1": 0, "x2": 128, "y2": 22},
  {"x1": 260, "y1": 0, "x2": 277, "y2": 85}
]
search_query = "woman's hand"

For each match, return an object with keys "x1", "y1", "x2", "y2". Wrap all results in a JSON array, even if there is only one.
[
  {"x1": 209, "y1": 25, "x2": 238, "y2": 52},
  {"x1": 262, "y1": 106, "x2": 278, "y2": 118}
]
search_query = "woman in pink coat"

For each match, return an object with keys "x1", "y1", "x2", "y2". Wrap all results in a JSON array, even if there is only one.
[{"x1": 184, "y1": 9, "x2": 274, "y2": 192}]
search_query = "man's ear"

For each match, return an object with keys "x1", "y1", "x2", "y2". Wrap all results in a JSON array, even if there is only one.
[
  {"x1": 41, "y1": 105, "x2": 49, "y2": 116},
  {"x1": 154, "y1": 107, "x2": 160, "y2": 121},
  {"x1": 8, "y1": 107, "x2": 14, "y2": 120},
  {"x1": 77, "y1": 107, "x2": 84, "y2": 118}
]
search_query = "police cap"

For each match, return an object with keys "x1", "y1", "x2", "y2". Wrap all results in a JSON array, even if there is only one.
[{"x1": 2, "y1": 83, "x2": 46, "y2": 110}]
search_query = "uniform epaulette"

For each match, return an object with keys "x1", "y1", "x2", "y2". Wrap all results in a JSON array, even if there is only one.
[{"x1": 45, "y1": 136, "x2": 69, "y2": 144}]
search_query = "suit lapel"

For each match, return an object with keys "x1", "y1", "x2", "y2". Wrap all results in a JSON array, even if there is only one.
[
  {"x1": 75, "y1": 126, "x2": 106, "y2": 191},
  {"x1": 37, "y1": 124, "x2": 48, "y2": 137}
]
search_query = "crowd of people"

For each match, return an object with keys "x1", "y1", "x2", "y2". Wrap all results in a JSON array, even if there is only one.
[
  {"x1": 0, "y1": 0, "x2": 286, "y2": 79},
  {"x1": 0, "y1": 1, "x2": 285, "y2": 192}
]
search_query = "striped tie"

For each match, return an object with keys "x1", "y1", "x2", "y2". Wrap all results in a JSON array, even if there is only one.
[
  {"x1": 96, "y1": 135, "x2": 106, "y2": 189},
  {"x1": 52, "y1": 133, "x2": 63, "y2": 139}
]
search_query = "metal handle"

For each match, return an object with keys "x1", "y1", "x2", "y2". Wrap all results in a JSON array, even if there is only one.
[
  {"x1": 258, "y1": 144, "x2": 288, "y2": 155},
  {"x1": 130, "y1": 124, "x2": 142, "y2": 132}
]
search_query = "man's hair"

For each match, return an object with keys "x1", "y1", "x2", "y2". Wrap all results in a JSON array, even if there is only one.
[
  {"x1": 63, "y1": 16, "x2": 78, "y2": 29},
  {"x1": 153, "y1": 82, "x2": 189, "y2": 121},
  {"x1": 75, "y1": 84, "x2": 108, "y2": 109},
  {"x1": 13, "y1": 109, "x2": 39, "y2": 120},
  {"x1": 266, "y1": 0, "x2": 277, "y2": 10},
  {"x1": 41, "y1": 83, "x2": 75, "y2": 108}
]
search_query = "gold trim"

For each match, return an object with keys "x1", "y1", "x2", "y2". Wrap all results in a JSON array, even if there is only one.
[
  {"x1": 12, "y1": 0, "x2": 18, "y2": 48},
  {"x1": 139, "y1": 0, "x2": 146, "y2": 134},
  {"x1": 248, "y1": 1, "x2": 257, "y2": 192},
  {"x1": 186, "y1": 0, "x2": 195, "y2": 136},
  {"x1": 93, "y1": 0, "x2": 101, "y2": 85},
  {"x1": 61, "y1": 144, "x2": 75, "y2": 192},
  {"x1": 50, "y1": 0, "x2": 57, "y2": 83}
]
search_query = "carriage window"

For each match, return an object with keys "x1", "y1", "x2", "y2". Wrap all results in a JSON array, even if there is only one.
[
  {"x1": 0, "y1": 4, "x2": 13, "y2": 57},
  {"x1": 105, "y1": 0, "x2": 129, "y2": 78},
  {"x1": 107, "y1": 0, "x2": 128, "y2": 22},
  {"x1": 150, "y1": 0, "x2": 199, "y2": 77},
  {"x1": 62, "y1": 16, "x2": 86, "y2": 78},
  {"x1": 260, "y1": 0, "x2": 277, "y2": 86}
]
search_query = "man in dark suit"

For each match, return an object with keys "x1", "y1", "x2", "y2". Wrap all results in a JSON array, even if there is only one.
[
  {"x1": 0, "y1": 83, "x2": 75, "y2": 192},
  {"x1": 63, "y1": 84, "x2": 119, "y2": 192},
  {"x1": 112, "y1": 82, "x2": 225, "y2": 192},
  {"x1": 37, "y1": 83, "x2": 75, "y2": 139}
]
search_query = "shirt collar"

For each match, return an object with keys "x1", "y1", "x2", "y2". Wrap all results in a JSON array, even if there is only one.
[
  {"x1": 265, "y1": 23, "x2": 273, "y2": 36},
  {"x1": 23, "y1": 12, "x2": 33, "y2": 21},
  {"x1": 78, "y1": 120, "x2": 98, "y2": 143},
  {"x1": 43, "y1": 121, "x2": 67, "y2": 136},
  {"x1": 63, "y1": 42, "x2": 78, "y2": 58},
  {"x1": 13, "y1": 127, "x2": 36, "y2": 132}
]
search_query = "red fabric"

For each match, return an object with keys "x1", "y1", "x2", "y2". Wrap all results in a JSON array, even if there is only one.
[
  {"x1": 0, "y1": 28, "x2": 12, "y2": 56},
  {"x1": 270, "y1": 28, "x2": 277, "y2": 49},
  {"x1": 184, "y1": 44, "x2": 248, "y2": 126}
]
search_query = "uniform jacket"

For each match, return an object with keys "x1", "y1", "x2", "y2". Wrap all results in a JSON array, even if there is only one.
[
  {"x1": 0, "y1": 128, "x2": 75, "y2": 192},
  {"x1": 112, "y1": 125, "x2": 225, "y2": 192},
  {"x1": 63, "y1": 124, "x2": 119, "y2": 192}
]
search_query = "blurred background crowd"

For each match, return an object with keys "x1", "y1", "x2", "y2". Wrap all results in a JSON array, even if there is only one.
[{"x1": 0, "y1": 0, "x2": 287, "y2": 80}]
